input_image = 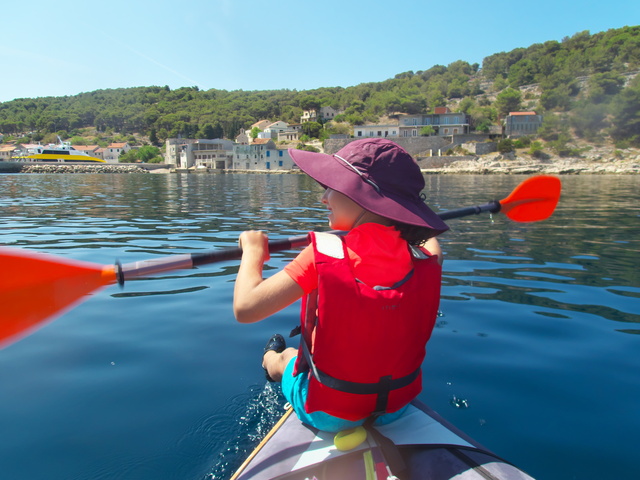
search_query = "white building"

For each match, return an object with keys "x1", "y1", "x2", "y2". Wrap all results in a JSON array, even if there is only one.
[
  {"x1": 232, "y1": 138, "x2": 295, "y2": 171},
  {"x1": 259, "y1": 121, "x2": 290, "y2": 140},
  {"x1": 301, "y1": 106, "x2": 343, "y2": 123},
  {"x1": 165, "y1": 138, "x2": 197, "y2": 165},
  {"x1": 277, "y1": 130, "x2": 301, "y2": 142},
  {"x1": 301, "y1": 110, "x2": 317, "y2": 123},
  {"x1": 353, "y1": 124, "x2": 399, "y2": 138},
  {"x1": 178, "y1": 139, "x2": 235, "y2": 169},
  {"x1": 103, "y1": 142, "x2": 131, "y2": 163}
]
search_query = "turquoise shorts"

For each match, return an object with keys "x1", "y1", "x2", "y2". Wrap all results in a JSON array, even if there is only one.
[{"x1": 280, "y1": 356, "x2": 408, "y2": 432}]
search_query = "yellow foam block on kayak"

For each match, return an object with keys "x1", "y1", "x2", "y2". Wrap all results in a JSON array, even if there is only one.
[{"x1": 334, "y1": 426, "x2": 367, "y2": 451}]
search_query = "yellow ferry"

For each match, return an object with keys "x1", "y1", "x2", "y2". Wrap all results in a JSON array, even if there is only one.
[{"x1": 17, "y1": 138, "x2": 105, "y2": 163}]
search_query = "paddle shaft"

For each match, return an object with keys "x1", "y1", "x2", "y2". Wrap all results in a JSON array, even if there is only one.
[
  {"x1": 437, "y1": 200, "x2": 501, "y2": 221},
  {"x1": 117, "y1": 234, "x2": 313, "y2": 284},
  {"x1": 116, "y1": 200, "x2": 502, "y2": 284}
]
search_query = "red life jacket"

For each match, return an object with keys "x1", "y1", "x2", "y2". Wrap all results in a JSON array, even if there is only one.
[{"x1": 293, "y1": 231, "x2": 442, "y2": 421}]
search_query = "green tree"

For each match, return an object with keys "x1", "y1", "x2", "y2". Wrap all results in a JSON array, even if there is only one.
[
  {"x1": 119, "y1": 149, "x2": 138, "y2": 163},
  {"x1": 540, "y1": 85, "x2": 573, "y2": 111},
  {"x1": 570, "y1": 103, "x2": 609, "y2": 140},
  {"x1": 528, "y1": 141, "x2": 548, "y2": 159},
  {"x1": 325, "y1": 122, "x2": 352, "y2": 136},
  {"x1": 250, "y1": 127, "x2": 261, "y2": 139},
  {"x1": 345, "y1": 100, "x2": 366, "y2": 115},
  {"x1": 610, "y1": 76, "x2": 640, "y2": 146},
  {"x1": 149, "y1": 128, "x2": 159, "y2": 145},
  {"x1": 200, "y1": 123, "x2": 217, "y2": 139},
  {"x1": 137, "y1": 145, "x2": 161, "y2": 162},
  {"x1": 495, "y1": 88, "x2": 522, "y2": 117},
  {"x1": 587, "y1": 72, "x2": 624, "y2": 103},
  {"x1": 302, "y1": 121, "x2": 322, "y2": 138},
  {"x1": 537, "y1": 114, "x2": 570, "y2": 141},
  {"x1": 299, "y1": 96, "x2": 321, "y2": 111},
  {"x1": 420, "y1": 126, "x2": 435, "y2": 136},
  {"x1": 492, "y1": 75, "x2": 508, "y2": 92},
  {"x1": 497, "y1": 138, "x2": 514, "y2": 153},
  {"x1": 458, "y1": 97, "x2": 476, "y2": 114}
]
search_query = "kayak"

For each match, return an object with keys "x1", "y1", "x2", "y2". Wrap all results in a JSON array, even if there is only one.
[{"x1": 231, "y1": 399, "x2": 534, "y2": 479}]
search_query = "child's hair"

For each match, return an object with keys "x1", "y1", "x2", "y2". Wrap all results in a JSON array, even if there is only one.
[{"x1": 390, "y1": 221, "x2": 437, "y2": 246}]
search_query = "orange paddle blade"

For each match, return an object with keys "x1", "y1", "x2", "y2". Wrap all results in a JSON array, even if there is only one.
[
  {"x1": 0, "y1": 248, "x2": 117, "y2": 347},
  {"x1": 500, "y1": 175, "x2": 561, "y2": 222}
]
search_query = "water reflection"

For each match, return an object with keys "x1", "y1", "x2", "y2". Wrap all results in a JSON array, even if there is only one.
[
  {"x1": 1, "y1": 172, "x2": 639, "y2": 480},
  {"x1": 1, "y1": 173, "x2": 639, "y2": 331}
]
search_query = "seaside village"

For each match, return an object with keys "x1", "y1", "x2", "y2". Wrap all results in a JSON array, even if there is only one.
[{"x1": 0, "y1": 107, "x2": 543, "y2": 171}]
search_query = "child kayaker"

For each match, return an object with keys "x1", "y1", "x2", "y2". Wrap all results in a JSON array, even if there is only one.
[{"x1": 233, "y1": 138, "x2": 448, "y2": 432}]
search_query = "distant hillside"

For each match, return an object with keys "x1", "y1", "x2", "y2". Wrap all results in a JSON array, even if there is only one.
[{"x1": 1, "y1": 25, "x2": 639, "y2": 151}]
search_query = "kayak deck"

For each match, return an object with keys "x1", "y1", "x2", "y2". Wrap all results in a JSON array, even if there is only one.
[{"x1": 231, "y1": 400, "x2": 534, "y2": 479}]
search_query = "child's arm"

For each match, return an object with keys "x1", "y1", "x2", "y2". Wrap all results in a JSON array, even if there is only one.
[
  {"x1": 233, "y1": 230, "x2": 304, "y2": 324},
  {"x1": 423, "y1": 237, "x2": 444, "y2": 266}
]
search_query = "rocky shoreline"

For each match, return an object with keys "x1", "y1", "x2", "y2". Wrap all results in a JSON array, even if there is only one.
[
  {"x1": 18, "y1": 164, "x2": 150, "y2": 174},
  {"x1": 420, "y1": 152, "x2": 640, "y2": 175}
]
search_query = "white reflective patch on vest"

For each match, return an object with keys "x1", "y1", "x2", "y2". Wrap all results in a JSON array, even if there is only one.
[{"x1": 315, "y1": 232, "x2": 345, "y2": 259}]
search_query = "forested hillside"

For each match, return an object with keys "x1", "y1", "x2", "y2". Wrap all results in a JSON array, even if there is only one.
[{"x1": 1, "y1": 26, "x2": 639, "y2": 149}]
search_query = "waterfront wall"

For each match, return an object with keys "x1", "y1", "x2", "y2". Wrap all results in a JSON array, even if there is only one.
[
  {"x1": 324, "y1": 137, "x2": 451, "y2": 156},
  {"x1": 0, "y1": 162, "x2": 175, "y2": 174},
  {"x1": 415, "y1": 155, "x2": 478, "y2": 168},
  {"x1": 0, "y1": 161, "x2": 23, "y2": 173},
  {"x1": 461, "y1": 142, "x2": 497, "y2": 155}
]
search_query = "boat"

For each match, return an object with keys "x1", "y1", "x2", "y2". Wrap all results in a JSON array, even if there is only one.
[
  {"x1": 16, "y1": 137, "x2": 105, "y2": 163},
  {"x1": 231, "y1": 399, "x2": 534, "y2": 479}
]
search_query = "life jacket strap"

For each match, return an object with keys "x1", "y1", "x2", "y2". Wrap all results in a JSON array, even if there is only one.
[
  {"x1": 300, "y1": 340, "x2": 420, "y2": 404},
  {"x1": 355, "y1": 268, "x2": 414, "y2": 291}
]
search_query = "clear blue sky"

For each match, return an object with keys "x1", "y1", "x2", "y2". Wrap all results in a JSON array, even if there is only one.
[{"x1": 1, "y1": 0, "x2": 638, "y2": 103}]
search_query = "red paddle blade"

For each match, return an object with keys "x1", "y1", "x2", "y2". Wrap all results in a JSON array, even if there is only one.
[
  {"x1": 500, "y1": 175, "x2": 562, "y2": 222},
  {"x1": 0, "y1": 248, "x2": 117, "y2": 347}
]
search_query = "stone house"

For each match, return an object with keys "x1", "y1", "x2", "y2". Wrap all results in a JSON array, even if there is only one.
[
  {"x1": 164, "y1": 138, "x2": 197, "y2": 165},
  {"x1": 504, "y1": 112, "x2": 543, "y2": 138},
  {"x1": 0, "y1": 144, "x2": 17, "y2": 161},
  {"x1": 319, "y1": 106, "x2": 342, "y2": 122},
  {"x1": 301, "y1": 106, "x2": 343, "y2": 124},
  {"x1": 251, "y1": 119, "x2": 272, "y2": 131},
  {"x1": 235, "y1": 129, "x2": 250, "y2": 145},
  {"x1": 103, "y1": 142, "x2": 131, "y2": 163},
  {"x1": 259, "y1": 121, "x2": 290, "y2": 139},
  {"x1": 73, "y1": 145, "x2": 102, "y2": 160},
  {"x1": 399, "y1": 108, "x2": 470, "y2": 137}
]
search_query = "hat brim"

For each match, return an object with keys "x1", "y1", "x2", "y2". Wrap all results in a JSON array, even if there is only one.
[{"x1": 289, "y1": 148, "x2": 449, "y2": 234}]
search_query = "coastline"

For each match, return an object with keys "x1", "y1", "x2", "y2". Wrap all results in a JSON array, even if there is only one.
[
  {"x1": 2, "y1": 153, "x2": 638, "y2": 175},
  {"x1": 420, "y1": 151, "x2": 640, "y2": 175}
]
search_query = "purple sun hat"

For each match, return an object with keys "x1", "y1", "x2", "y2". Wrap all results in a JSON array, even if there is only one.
[{"x1": 288, "y1": 138, "x2": 449, "y2": 235}]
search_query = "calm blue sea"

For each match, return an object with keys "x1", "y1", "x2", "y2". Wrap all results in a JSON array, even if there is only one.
[{"x1": 0, "y1": 173, "x2": 638, "y2": 480}]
